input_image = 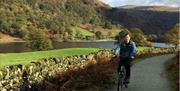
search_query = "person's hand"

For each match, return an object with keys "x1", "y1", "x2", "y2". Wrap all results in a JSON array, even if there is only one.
[
  {"x1": 130, "y1": 56, "x2": 135, "y2": 59},
  {"x1": 112, "y1": 54, "x2": 118, "y2": 58}
]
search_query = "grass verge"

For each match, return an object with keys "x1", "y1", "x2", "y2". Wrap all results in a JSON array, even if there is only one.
[
  {"x1": 165, "y1": 54, "x2": 179, "y2": 91},
  {"x1": 0, "y1": 47, "x2": 149, "y2": 67},
  {"x1": 0, "y1": 48, "x2": 101, "y2": 67}
]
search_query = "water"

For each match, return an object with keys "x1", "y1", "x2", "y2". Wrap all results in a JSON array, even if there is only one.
[
  {"x1": 153, "y1": 42, "x2": 175, "y2": 48},
  {"x1": 0, "y1": 41, "x2": 174, "y2": 53},
  {"x1": 0, "y1": 42, "x2": 27, "y2": 53},
  {"x1": 0, "y1": 41, "x2": 116, "y2": 53}
]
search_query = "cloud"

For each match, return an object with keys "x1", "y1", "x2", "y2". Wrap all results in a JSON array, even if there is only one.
[{"x1": 100, "y1": 0, "x2": 180, "y2": 7}]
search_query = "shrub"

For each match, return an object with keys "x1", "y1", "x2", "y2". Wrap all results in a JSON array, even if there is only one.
[
  {"x1": 95, "y1": 31, "x2": 103, "y2": 39},
  {"x1": 25, "y1": 27, "x2": 53, "y2": 51}
]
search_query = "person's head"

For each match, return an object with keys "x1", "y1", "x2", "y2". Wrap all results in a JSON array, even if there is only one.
[{"x1": 123, "y1": 33, "x2": 131, "y2": 43}]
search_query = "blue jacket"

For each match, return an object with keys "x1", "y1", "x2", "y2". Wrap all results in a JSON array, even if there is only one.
[{"x1": 115, "y1": 41, "x2": 137, "y2": 58}]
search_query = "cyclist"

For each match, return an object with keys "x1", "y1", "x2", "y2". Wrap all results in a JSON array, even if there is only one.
[{"x1": 114, "y1": 33, "x2": 137, "y2": 84}]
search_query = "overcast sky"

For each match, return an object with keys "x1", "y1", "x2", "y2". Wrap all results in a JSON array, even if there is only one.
[{"x1": 100, "y1": 0, "x2": 180, "y2": 7}]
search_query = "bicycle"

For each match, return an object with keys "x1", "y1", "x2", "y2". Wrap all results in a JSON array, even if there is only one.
[{"x1": 117, "y1": 65, "x2": 128, "y2": 91}]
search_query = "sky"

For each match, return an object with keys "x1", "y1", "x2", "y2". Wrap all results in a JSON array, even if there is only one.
[{"x1": 100, "y1": 0, "x2": 180, "y2": 7}]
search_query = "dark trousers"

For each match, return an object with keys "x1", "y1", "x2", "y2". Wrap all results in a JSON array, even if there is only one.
[{"x1": 117, "y1": 57, "x2": 132, "y2": 79}]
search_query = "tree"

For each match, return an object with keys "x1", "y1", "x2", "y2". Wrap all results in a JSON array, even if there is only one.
[
  {"x1": 146, "y1": 34, "x2": 157, "y2": 41},
  {"x1": 132, "y1": 33, "x2": 147, "y2": 46},
  {"x1": 26, "y1": 0, "x2": 38, "y2": 6},
  {"x1": 66, "y1": 27, "x2": 73, "y2": 36},
  {"x1": 130, "y1": 28, "x2": 152, "y2": 46},
  {"x1": 75, "y1": 30, "x2": 82, "y2": 39},
  {"x1": 95, "y1": 31, "x2": 103, "y2": 39},
  {"x1": 130, "y1": 28, "x2": 144, "y2": 35},
  {"x1": 25, "y1": 27, "x2": 53, "y2": 51},
  {"x1": 107, "y1": 31, "x2": 113, "y2": 38},
  {"x1": 164, "y1": 24, "x2": 179, "y2": 47},
  {"x1": 104, "y1": 21, "x2": 112, "y2": 29}
]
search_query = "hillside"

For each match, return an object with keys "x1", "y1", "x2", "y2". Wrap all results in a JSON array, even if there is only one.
[
  {"x1": 120, "y1": 5, "x2": 179, "y2": 12},
  {"x1": 0, "y1": 0, "x2": 111, "y2": 39},
  {"x1": 103, "y1": 5, "x2": 179, "y2": 34},
  {"x1": 0, "y1": 33, "x2": 23, "y2": 43},
  {"x1": 0, "y1": 0, "x2": 179, "y2": 40}
]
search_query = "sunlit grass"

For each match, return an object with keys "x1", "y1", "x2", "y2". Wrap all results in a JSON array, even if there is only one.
[
  {"x1": 71, "y1": 27, "x2": 94, "y2": 37},
  {"x1": 0, "y1": 47, "x2": 149, "y2": 67},
  {"x1": 0, "y1": 48, "x2": 100, "y2": 67},
  {"x1": 137, "y1": 47, "x2": 150, "y2": 52}
]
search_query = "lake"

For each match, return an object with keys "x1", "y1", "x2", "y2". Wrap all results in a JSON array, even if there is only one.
[
  {"x1": 0, "y1": 41, "x2": 116, "y2": 53},
  {"x1": 0, "y1": 41, "x2": 175, "y2": 53}
]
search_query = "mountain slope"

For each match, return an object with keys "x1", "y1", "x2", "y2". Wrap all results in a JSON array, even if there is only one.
[
  {"x1": 120, "y1": 5, "x2": 179, "y2": 12},
  {"x1": 104, "y1": 6, "x2": 179, "y2": 34},
  {"x1": 0, "y1": 0, "x2": 178, "y2": 38},
  {"x1": 0, "y1": 0, "x2": 110, "y2": 38}
]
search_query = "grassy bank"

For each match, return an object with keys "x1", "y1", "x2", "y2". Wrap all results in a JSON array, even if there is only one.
[
  {"x1": 0, "y1": 48, "x2": 101, "y2": 67},
  {"x1": 71, "y1": 27, "x2": 95, "y2": 37},
  {"x1": 165, "y1": 55, "x2": 179, "y2": 91},
  {"x1": 0, "y1": 47, "x2": 149, "y2": 67}
]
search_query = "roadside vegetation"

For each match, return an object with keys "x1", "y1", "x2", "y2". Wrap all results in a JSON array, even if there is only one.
[
  {"x1": 164, "y1": 24, "x2": 179, "y2": 47},
  {"x1": 165, "y1": 54, "x2": 179, "y2": 91}
]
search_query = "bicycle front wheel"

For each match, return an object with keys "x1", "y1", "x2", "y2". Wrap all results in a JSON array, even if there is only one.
[{"x1": 117, "y1": 74, "x2": 123, "y2": 91}]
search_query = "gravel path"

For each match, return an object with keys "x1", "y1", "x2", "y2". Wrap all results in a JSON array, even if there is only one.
[{"x1": 108, "y1": 54, "x2": 175, "y2": 91}]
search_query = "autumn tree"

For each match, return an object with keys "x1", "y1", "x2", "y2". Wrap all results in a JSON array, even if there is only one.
[
  {"x1": 95, "y1": 31, "x2": 103, "y2": 39},
  {"x1": 164, "y1": 23, "x2": 180, "y2": 47},
  {"x1": 130, "y1": 28, "x2": 152, "y2": 46},
  {"x1": 146, "y1": 34, "x2": 157, "y2": 41},
  {"x1": 25, "y1": 27, "x2": 53, "y2": 51}
]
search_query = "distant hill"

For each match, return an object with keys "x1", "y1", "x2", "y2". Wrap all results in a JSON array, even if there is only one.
[
  {"x1": 120, "y1": 5, "x2": 179, "y2": 12},
  {"x1": 103, "y1": 5, "x2": 179, "y2": 34}
]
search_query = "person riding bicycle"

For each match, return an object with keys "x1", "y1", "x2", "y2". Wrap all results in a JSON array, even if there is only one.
[{"x1": 114, "y1": 33, "x2": 137, "y2": 84}]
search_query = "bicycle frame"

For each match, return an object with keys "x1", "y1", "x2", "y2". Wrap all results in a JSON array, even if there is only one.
[{"x1": 117, "y1": 65, "x2": 127, "y2": 91}]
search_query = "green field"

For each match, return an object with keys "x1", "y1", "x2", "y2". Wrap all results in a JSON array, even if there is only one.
[
  {"x1": 0, "y1": 48, "x2": 101, "y2": 67},
  {"x1": 71, "y1": 27, "x2": 123, "y2": 38},
  {"x1": 94, "y1": 27, "x2": 122, "y2": 37},
  {"x1": 0, "y1": 47, "x2": 149, "y2": 67},
  {"x1": 71, "y1": 27, "x2": 94, "y2": 37}
]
